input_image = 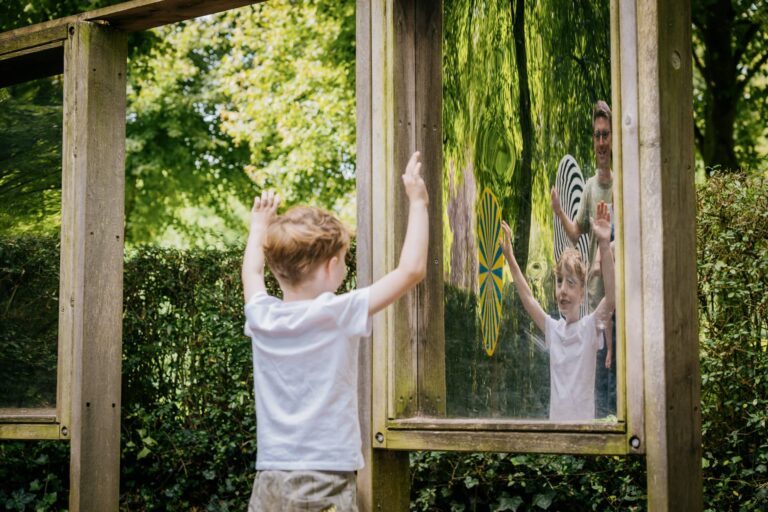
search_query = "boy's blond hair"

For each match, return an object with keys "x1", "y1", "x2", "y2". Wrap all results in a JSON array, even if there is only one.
[
  {"x1": 264, "y1": 206, "x2": 350, "y2": 287},
  {"x1": 556, "y1": 247, "x2": 586, "y2": 286}
]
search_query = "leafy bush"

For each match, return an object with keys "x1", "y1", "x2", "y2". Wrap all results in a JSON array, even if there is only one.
[
  {"x1": 410, "y1": 452, "x2": 645, "y2": 511},
  {"x1": 696, "y1": 170, "x2": 768, "y2": 510},
  {"x1": 2, "y1": 240, "x2": 290, "y2": 511}
]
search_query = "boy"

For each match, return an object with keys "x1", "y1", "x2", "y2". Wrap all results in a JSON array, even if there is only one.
[
  {"x1": 242, "y1": 151, "x2": 428, "y2": 511},
  {"x1": 500, "y1": 201, "x2": 614, "y2": 421}
]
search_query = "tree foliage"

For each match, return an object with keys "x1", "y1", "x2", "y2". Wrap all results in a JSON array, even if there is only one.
[
  {"x1": 696, "y1": 169, "x2": 768, "y2": 509},
  {"x1": 124, "y1": 0, "x2": 356, "y2": 246},
  {"x1": 1, "y1": 0, "x2": 356, "y2": 246}
]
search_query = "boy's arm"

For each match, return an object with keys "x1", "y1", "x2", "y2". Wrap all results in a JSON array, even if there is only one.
[
  {"x1": 501, "y1": 220, "x2": 547, "y2": 333},
  {"x1": 592, "y1": 201, "x2": 615, "y2": 330},
  {"x1": 551, "y1": 187, "x2": 583, "y2": 244},
  {"x1": 368, "y1": 151, "x2": 429, "y2": 316},
  {"x1": 242, "y1": 190, "x2": 280, "y2": 302}
]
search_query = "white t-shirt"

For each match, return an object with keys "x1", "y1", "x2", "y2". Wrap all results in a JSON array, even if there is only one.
[
  {"x1": 545, "y1": 313, "x2": 604, "y2": 421},
  {"x1": 244, "y1": 288, "x2": 371, "y2": 471}
]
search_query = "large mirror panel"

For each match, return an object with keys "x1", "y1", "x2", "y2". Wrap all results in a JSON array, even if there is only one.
[{"x1": 441, "y1": 0, "x2": 616, "y2": 421}]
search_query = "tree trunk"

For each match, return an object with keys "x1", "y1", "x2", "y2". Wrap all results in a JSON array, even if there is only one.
[
  {"x1": 511, "y1": 0, "x2": 533, "y2": 272},
  {"x1": 696, "y1": 0, "x2": 739, "y2": 173},
  {"x1": 693, "y1": 0, "x2": 767, "y2": 174}
]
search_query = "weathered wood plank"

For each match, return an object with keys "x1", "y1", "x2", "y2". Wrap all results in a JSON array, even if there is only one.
[
  {"x1": 414, "y1": 0, "x2": 445, "y2": 417},
  {"x1": 392, "y1": 0, "x2": 419, "y2": 419},
  {"x1": 0, "y1": 408, "x2": 57, "y2": 423},
  {"x1": 0, "y1": 424, "x2": 62, "y2": 440},
  {"x1": 62, "y1": 21, "x2": 127, "y2": 512},
  {"x1": 616, "y1": 0, "x2": 645, "y2": 454},
  {"x1": 0, "y1": 0, "x2": 265, "y2": 42},
  {"x1": 370, "y1": 0, "x2": 393, "y2": 435},
  {"x1": 387, "y1": 417, "x2": 625, "y2": 433},
  {"x1": 637, "y1": 0, "x2": 702, "y2": 509},
  {"x1": 0, "y1": 23, "x2": 67, "y2": 87},
  {"x1": 384, "y1": 429, "x2": 628, "y2": 455},
  {"x1": 0, "y1": 25, "x2": 67, "y2": 56},
  {"x1": 0, "y1": 0, "x2": 266, "y2": 87}
]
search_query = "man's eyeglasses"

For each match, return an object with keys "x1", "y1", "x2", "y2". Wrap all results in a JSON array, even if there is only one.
[{"x1": 593, "y1": 130, "x2": 611, "y2": 141}]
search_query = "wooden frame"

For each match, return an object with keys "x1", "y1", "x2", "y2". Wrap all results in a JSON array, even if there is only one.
[
  {"x1": 0, "y1": 34, "x2": 70, "y2": 442},
  {"x1": 363, "y1": 0, "x2": 634, "y2": 454},
  {"x1": 357, "y1": 0, "x2": 700, "y2": 509}
]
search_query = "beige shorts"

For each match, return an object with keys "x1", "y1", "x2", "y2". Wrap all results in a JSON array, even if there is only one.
[{"x1": 248, "y1": 470, "x2": 358, "y2": 512}]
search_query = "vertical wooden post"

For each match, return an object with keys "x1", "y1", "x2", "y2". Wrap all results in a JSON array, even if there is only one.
[
  {"x1": 357, "y1": 1, "x2": 411, "y2": 510},
  {"x1": 62, "y1": 21, "x2": 126, "y2": 511},
  {"x1": 636, "y1": 0, "x2": 702, "y2": 510},
  {"x1": 413, "y1": 0, "x2": 445, "y2": 418}
]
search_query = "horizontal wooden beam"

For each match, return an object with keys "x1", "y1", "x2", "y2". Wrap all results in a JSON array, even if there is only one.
[
  {"x1": 387, "y1": 417, "x2": 626, "y2": 433},
  {"x1": 380, "y1": 429, "x2": 629, "y2": 455},
  {"x1": 0, "y1": 0, "x2": 265, "y2": 87},
  {"x1": 0, "y1": 408, "x2": 57, "y2": 423},
  {"x1": 0, "y1": 423, "x2": 62, "y2": 440},
  {"x1": 1, "y1": 0, "x2": 265, "y2": 42}
]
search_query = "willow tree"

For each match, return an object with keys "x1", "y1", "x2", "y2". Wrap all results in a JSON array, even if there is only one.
[{"x1": 443, "y1": 0, "x2": 609, "y2": 288}]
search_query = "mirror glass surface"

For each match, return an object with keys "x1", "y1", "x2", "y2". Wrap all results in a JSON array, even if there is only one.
[
  {"x1": 0, "y1": 75, "x2": 63, "y2": 410},
  {"x1": 441, "y1": 0, "x2": 616, "y2": 421}
]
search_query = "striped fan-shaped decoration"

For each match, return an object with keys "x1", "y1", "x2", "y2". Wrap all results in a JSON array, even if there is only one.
[
  {"x1": 477, "y1": 188, "x2": 504, "y2": 356},
  {"x1": 553, "y1": 155, "x2": 589, "y2": 319}
]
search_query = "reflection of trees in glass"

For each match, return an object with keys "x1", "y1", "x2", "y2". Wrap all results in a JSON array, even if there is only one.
[
  {"x1": 0, "y1": 80, "x2": 63, "y2": 235},
  {"x1": 443, "y1": 0, "x2": 609, "y2": 291},
  {"x1": 443, "y1": 0, "x2": 609, "y2": 416},
  {"x1": 0, "y1": 237, "x2": 59, "y2": 408}
]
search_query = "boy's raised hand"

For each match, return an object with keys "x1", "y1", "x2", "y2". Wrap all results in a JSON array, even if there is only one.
[
  {"x1": 251, "y1": 190, "x2": 280, "y2": 229},
  {"x1": 591, "y1": 201, "x2": 611, "y2": 242},
  {"x1": 402, "y1": 151, "x2": 428, "y2": 205},
  {"x1": 500, "y1": 220, "x2": 516, "y2": 264},
  {"x1": 550, "y1": 187, "x2": 563, "y2": 216},
  {"x1": 243, "y1": 190, "x2": 280, "y2": 301}
]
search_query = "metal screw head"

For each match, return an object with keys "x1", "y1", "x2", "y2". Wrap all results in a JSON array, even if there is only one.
[
  {"x1": 629, "y1": 436, "x2": 641, "y2": 449},
  {"x1": 375, "y1": 432, "x2": 384, "y2": 444}
]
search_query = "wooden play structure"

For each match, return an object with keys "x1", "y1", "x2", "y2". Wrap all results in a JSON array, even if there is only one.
[{"x1": 0, "y1": 0, "x2": 701, "y2": 510}]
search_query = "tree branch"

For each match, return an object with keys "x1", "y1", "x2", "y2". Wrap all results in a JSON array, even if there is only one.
[
  {"x1": 737, "y1": 49, "x2": 768, "y2": 96},
  {"x1": 733, "y1": 20, "x2": 759, "y2": 65},
  {"x1": 692, "y1": 48, "x2": 708, "y2": 82}
]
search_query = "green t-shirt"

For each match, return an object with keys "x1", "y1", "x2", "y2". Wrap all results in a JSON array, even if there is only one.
[{"x1": 574, "y1": 174, "x2": 613, "y2": 311}]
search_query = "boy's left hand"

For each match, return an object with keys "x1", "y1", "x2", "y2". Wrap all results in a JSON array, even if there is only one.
[
  {"x1": 251, "y1": 190, "x2": 280, "y2": 229},
  {"x1": 500, "y1": 220, "x2": 515, "y2": 262}
]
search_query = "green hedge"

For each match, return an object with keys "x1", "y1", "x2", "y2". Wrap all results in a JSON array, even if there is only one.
[{"x1": 1, "y1": 170, "x2": 767, "y2": 510}]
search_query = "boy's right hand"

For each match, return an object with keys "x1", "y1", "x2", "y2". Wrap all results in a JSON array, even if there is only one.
[
  {"x1": 251, "y1": 190, "x2": 280, "y2": 229},
  {"x1": 402, "y1": 151, "x2": 428, "y2": 205},
  {"x1": 550, "y1": 187, "x2": 563, "y2": 217}
]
